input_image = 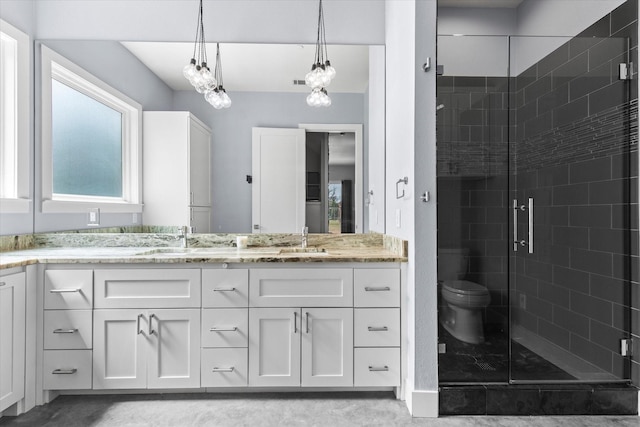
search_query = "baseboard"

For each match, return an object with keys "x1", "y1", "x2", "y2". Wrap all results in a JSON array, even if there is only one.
[{"x1": 406, "y1": 386, "x2": 438, "y2": 418}]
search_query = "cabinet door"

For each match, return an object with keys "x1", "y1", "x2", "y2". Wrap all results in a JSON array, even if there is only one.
[
  {"x1": 190, "y1": 207, "x2": 211, "y2": 233},
  {"x1": 93, "y1": 309, "x2": 147, "y2": 389},
  {"x1": 147, "y1": 309, "x2": 200, "y2": 389},
  {"x1": 0, "y1": 272, "x2": 25, "y2": 412},
  {"x1": 301, "y1": 308, "x2": 353, "y2": 387},
  {"x1": 189, "y1": 117, "x2": 211, "y2": 207},
  {"x1": 248, "y1": 308, "x2": 300, "y2": 386}
]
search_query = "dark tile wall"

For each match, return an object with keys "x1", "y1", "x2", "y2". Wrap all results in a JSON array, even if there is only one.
[
  {"x1": 511, "y1": 0, "x2": 639, "y2": 381},
  {"x1": 437, "y1": 77, "x2": 510, "y2": 329}
]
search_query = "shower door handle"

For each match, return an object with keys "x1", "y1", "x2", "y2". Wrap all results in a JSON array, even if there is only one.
[
  {"x1": 513, "y1": 198, "x2": 534, "y2": 254},
  {"x1": 528, "y1": 198, "x2": 534, "y2": 254}
]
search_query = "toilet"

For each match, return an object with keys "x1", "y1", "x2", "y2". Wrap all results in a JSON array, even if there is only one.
[{"x1": 438, "y1": 248, "x2": 491, "y2": 344}]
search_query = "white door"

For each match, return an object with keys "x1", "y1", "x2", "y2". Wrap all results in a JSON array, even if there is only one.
[
  {"x1": 252, "y1": 127, "x2": 306, "y2": 233},
  {"x1": 248, "y1": 308, "x2": 301, "y2": 386},
  {"x1": 301, "y1": 308, "x2": 353, "y2": 387},
  {"x1": 93, "y1": 309, "x2": 147, "y2": 389},
  {"x1": 147, "y1": 309, "x2": 200, "y2": 389},
  {"x1": 0, "y1": 273, "x2": 25, "y2": 412}
]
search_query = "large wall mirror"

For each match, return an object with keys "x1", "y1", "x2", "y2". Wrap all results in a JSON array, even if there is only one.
[{"x1": 27, "y1": 40, "x2": 385, "y2": 235}]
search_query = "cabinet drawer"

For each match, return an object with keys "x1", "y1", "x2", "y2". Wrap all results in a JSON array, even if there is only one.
[
  {"x1": 44, "y1": 310, "x2": 92, "y2": 350},
  {"x1": 43, "y1": 350, "x2": 92, "y2": 390},
  {"x1": 354, "y1": 308, "x2": 400, "y2": 347},
  {"x1": 354, "y1": 348, "x2": 400, "y2": 387},
  {"x1": 94, "y1": 269, "x2": 201, "y2": 308},
  {"x1": 354, "y1": 269, "x2": 400, "y2": 307},
  {"x1": 201, "y1": 309, "x2": 248, "y2": 348},
  {"x1": 201, "y1": 348, "x2": 248, "y2": 387},
  {"x1": 202, "y1": 270, "x2": 249, "y2": 308},
  {"x1": 249, "y1": 269, "x2": 353, "y2": 307},
  {"x1": 45, "y1": 270, "x2": 93, "y2": 309}
]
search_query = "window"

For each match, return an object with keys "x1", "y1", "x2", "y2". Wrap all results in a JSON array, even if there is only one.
[
  {"x1": 0, "y1": 19, "x2": 30, "y2": 213},
  {"x1": 41, "y1": 45, "x2": 142, "y2": 213}
]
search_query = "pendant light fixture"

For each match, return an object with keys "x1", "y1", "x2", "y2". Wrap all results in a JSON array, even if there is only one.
[
  {"x1": 305, "y1": 0, "x2": 335, "y2": 107},
  {"x1": 205, "y1": 43, "x2": 232, "y2": 109},
  {"x1": 183, "y1": 0, "x2": 216, "y2": 94}
]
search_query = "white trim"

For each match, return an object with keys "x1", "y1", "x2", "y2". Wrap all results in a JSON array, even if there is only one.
[
  {"x1": 40, "y1": 45, "x2": 142, "y2": 213},
  {"x1": 0, "y1": 19, "x2": 31, "y2": 213},
  {"x1": 298, "y1": 123, "x2": 364, "y2": 233},
  {"x1": 407, "y1": 389, "x2": 439, "y2": 418}
]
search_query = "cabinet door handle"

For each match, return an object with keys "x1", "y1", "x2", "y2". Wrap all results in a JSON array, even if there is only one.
[
  {"x1": 364, "y1": 286, "x2": 390, "y2": 292},
  {"x1": 212, "y1": 367, "x2": 234, "y2": 373},
  {"x1": 0, "y1": 282, "x2": 6, "y2": 287},
  {"x1": 49, "y1": 288, "x2": 80, "y2": 293},
  {"x1": 368, "y1": 365, "x2": 389, "y2": 372},
  {"x1": 293, "y1": 312, "x2": 298, "y2": 334},
  {"x1": 52, "y1": 368, "x2": 77, "y2": 375},
  {"x1": 137, "y1": 313, "x2": 144, "y2": 335},
  {"x1": 53, "y1": 328, "x2": 78, "y2": 334},
  {"x1": 367, "y1": 326, "x2": 388, "y2": 332},
  {"x1": 305, "y1": 312, "x2": 310, "y2": 334},
  {"x1": 209, "y1": 327, "x2": 238, "y2": 332},
  {"x1": 213, "y1": 287, "x2": 236, "y2": 292},
  {"x1": 149, "y1": 313, "x2": 157, "y2": 335}
]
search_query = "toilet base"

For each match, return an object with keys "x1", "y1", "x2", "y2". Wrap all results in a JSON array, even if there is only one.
[{"x1": 440, "y1": 304, "x2": 485, "y2": 344}]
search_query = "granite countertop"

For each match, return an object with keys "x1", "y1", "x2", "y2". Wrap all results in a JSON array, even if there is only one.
[{"x1": 0, "y1": 232, "x2": 408, "y2": 269}]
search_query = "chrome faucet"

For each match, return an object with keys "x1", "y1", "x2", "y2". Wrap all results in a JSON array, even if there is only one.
[
  {"x1": 177, "y1": 226, "x2": 192, "y2": 248},
  {"x1": 301, "y1": 226, "x2": 309, "y2": 249}
]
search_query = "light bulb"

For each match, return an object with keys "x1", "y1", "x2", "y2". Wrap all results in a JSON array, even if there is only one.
[
  {"x1": 220, "y1": 91, "x2": 232, "y2": 108},
  {"x1": 325, "y1": 61, "x2": 336, "y2": 80},
  {"x1": 183, "y1": 60, "x2": 197, "y2": 80}
]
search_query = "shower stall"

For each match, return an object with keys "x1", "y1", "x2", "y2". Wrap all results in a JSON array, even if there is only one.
[{"x1": 436, "y1": 0, "x2": 638, "y2": 415}]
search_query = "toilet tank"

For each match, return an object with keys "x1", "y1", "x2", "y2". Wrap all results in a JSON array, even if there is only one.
[{"x1": 437, "y1": 248, "x2": 469, "y2": 280}]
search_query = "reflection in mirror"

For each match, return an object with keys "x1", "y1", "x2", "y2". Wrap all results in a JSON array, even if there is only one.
[{"x1": 29, "y1": 41, "x2": 383, "y2": 235}]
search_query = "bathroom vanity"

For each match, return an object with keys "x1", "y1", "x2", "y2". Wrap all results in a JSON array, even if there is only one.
[{"x1": 0, "y1": 233, "x2": 407, "y2": 414}]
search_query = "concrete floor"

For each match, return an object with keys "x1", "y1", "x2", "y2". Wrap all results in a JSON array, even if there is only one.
[{"x1": 0, "y1": 392, "x2": 638, "y2": 427}]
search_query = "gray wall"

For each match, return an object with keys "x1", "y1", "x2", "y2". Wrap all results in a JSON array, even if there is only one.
[{"x1": 172, "y1": 90, "x2": 365, "y2": 233}]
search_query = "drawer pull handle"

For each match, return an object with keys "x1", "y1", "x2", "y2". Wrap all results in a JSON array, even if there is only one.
[
  {"x1": 137, "y1": 313, "x2": 144, "y2": 335},
  {"x1": 52, "y1": 368, "x2": 77, "y2": 375},
  {"x1": 212, "y1": 367, "x2": 235, "y2": 373},
  {"x1": 210, "y1": 327, "x2": 238, "y2": 332},
  {"x1": 368, "y1": 365, "x2": 389, "y2": 372},
  {"x1": 53, "y1": 328, "x2": 78, "y2": 334},
  {"x1": 213, "y1": 287, "x2": 236, "y2": 292},
  {"x1": 364, "y1": 286, "x2": 390, "y2": 292},
  {"x1": 0, "y1": 282, "x2": 6, "y2": 287},
  {"x1": 50, "y1": 288, "x2": 81, "y2": 293},
  {"x1": 368, "y1": 326, "x2": 388, "y2": 332}
]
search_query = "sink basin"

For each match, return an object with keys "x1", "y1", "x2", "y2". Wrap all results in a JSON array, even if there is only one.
[{"x1": 278, "y1": 247, "x2": 328, "y2": 255}]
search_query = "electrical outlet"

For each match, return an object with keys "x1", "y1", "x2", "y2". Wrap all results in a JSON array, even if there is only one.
[
  {"x1": 395, "y1": 209, "x2": 401, "y2": 228},
  {"x1": 132, "y1": 213, "x2": 138, "y2": 224},
  {"x1": 519, "y1": 293, "x2": 527, "y2": 310},
  {"x1": 88, "y1": 208, "x2": 100, "y2": 226}
]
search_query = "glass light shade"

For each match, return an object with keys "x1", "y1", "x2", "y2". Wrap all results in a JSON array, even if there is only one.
[{"x1": 183, "y1": 60, "x2": 197, "y2": 80}]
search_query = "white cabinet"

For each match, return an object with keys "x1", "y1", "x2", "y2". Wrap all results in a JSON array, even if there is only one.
[
  {"x1": 0, "y1": 272, "x2": 25, "y2": 412},
  {"x1": 143, "y1": 111, "x2": 212, "y2": 232},
  {"x1": 92, "y1": 269, "x2": 201, "y2": 390},
  {"x1": 248, "y1": 307, "x2": 353, "y2": 387},
  {"x1": 43, "y1": 270, "x2": 94, "y2": 391},
  {"x1": 248, "y1": 268, "x2": 354, "y2": 387},
  {"x1": 93, "y1": 308, "x2": 200, "y2": 389}
]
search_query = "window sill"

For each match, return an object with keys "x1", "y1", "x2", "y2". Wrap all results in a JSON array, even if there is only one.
[
  {"x1": 0, "y1": 198, "x2": 32, "y2": 214},
  {"x1": 42, "y1": 199, "x2": 143, "y2": 214}
]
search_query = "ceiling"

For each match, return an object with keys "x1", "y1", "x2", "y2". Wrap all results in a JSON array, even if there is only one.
[
  {"x1": 122, "y1": 42, "x2": 370, "y2": 94},
  {"x1": 439, "y1": 0, "x2": 523, "y2": 7}
]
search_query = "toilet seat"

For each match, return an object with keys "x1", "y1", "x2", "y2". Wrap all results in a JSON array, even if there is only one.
[{"x1": 442, "y1": 279, "x2": 488, "y2": 296}]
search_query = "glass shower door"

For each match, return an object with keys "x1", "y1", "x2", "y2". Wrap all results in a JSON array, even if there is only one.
[{"x1": 509, "y1": 33, "x2": 635, "y2": 382}]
